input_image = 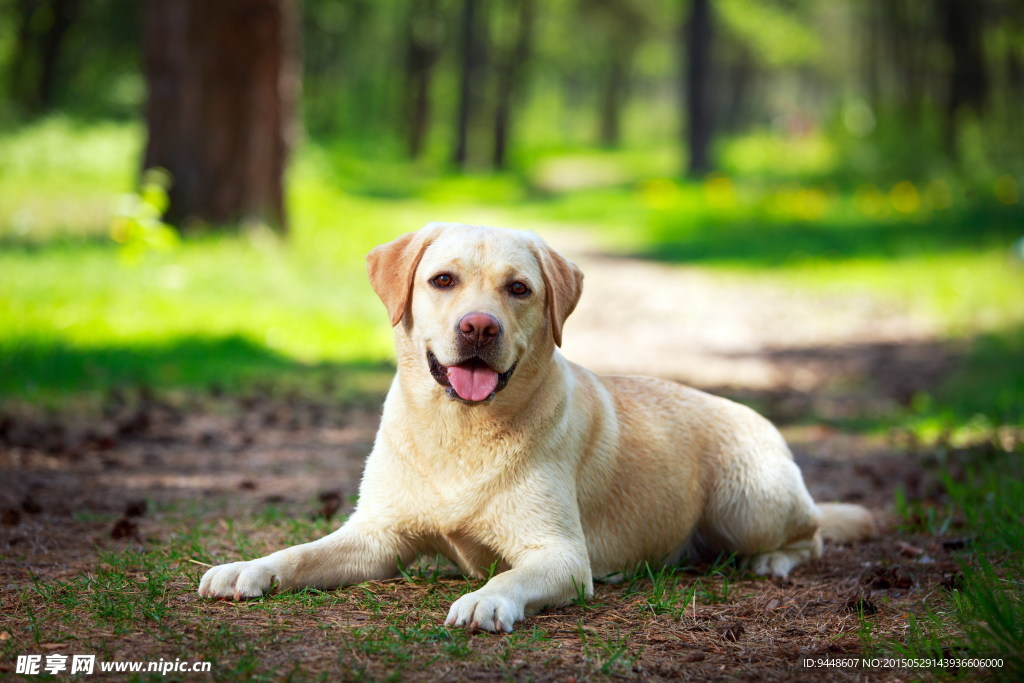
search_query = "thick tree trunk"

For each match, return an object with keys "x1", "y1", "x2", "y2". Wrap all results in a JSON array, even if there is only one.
[
  {"x1": 684, "y1": 0, "x2": 713, "y2": 178},
  {"x1": 492, "y1": 0, "x2": 534, "y2": 169},
  {"x1": 142, "y1": 0, "x2": 299, "y2": 231}
]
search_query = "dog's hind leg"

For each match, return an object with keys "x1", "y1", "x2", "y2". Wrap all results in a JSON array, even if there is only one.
[
  {"x1": 698, "y1": 443, "x2": 824, "y2": 579},
  {"x1": 748, "y1": 533, "x2": 822, "y2": 578}
]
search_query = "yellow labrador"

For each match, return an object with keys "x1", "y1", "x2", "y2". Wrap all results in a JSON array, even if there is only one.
[{"x1": 199, "y1": 222, "x2": 873, "y2": 632}]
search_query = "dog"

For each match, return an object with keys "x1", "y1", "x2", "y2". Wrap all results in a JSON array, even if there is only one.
[{"x1": 198, "y1": 222, "x2": 873, "y2": 632}]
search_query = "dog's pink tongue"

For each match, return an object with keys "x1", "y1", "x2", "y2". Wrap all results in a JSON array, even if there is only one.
[{"x1": 447, "y1": 363, "x2": 499, "y2": 402}]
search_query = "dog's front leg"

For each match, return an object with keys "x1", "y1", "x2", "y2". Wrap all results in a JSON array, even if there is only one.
[
  {"x1": 445, "y1": 542, "x2": 592, "y2": 633},
  {"x1": 198, "y1": 514, "x2": 413, "y2": 600}
]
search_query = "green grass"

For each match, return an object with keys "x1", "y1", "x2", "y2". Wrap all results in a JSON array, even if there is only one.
[
  {"x1": 577, "y1": 624, "x2": 641, "y2": 676},
  {"x1": 0, "y1": 125, "x2": 410, "y2": 403},
  {"x1": 636, "y1": 563, "x2": 696, "y2": 618},
  {"x1": 862, "y1": 447, "x2": 1024, "y2": 678},
  {"x1": 0, "y1": 118, "x2": 142, "y2": 241},
  {"x1": 0, "y1": 234, "x2": 394, "y2": 402}
]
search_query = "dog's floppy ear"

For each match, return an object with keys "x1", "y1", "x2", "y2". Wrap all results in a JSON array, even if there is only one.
[
  {"x1": 532, "y1": 238, "x2": 584, "y2": 347},
  {"x1": 366, "y1": 225, "x2": 442, "y2": 326}
]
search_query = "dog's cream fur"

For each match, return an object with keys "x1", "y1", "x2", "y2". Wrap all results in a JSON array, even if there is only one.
[{"x1": 199, "y1": 222, "x2": 874, "y2": 632}]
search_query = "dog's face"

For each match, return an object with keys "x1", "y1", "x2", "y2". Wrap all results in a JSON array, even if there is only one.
[{"x1": 367, "y1": 223, "x2": 583, "y2": 404}]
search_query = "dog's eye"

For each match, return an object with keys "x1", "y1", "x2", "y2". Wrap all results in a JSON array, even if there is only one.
[
  {"x1": 508, "y1": 281, "x2": 530, "y2": 297},
  {"x1": 431, "y1": 273, "x2": 455, "y2": 288}
]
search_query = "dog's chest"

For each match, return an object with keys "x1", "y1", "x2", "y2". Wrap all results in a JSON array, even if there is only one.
[
  {"x1": 413, "y1": 462, "x2": 513, "y2": 526},
  {"x1": 396, "y1": 425, "x2": 528, "y2": 502},
  {"x1": 398, "y1": 468, "x2": 516, "y2": 577}
]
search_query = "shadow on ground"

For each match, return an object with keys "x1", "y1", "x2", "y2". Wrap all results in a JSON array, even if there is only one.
[
  {"x1": 694, "y1": 337, "x2": 956, "y2": 427},
  {"x1": 0, "y1": 334, "x2": 394, "y2": 406},
  {"x1": 637, "y1": 202, "x2": 1022, "y2": 265}
]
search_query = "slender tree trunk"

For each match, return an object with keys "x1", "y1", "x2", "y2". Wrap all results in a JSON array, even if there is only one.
[
  {"x1": 492, "y1": 0, "x2": 534, "y2": 169},
  {"x1": 684, "y1": 0, "x2": 713, "y2": 177},
  {"x1": 8, "y1": 0, "x2": 77, "y2": 114},
  {"x1": 941, "y1": 0, "x2": 989, "y2": 150},
  {"x1": 37, "y1": 0, "x2": 78, "y2": 109},
  {"x1": 453, "y1": 0, "x2": 487, "y2": 169},
  {"x1": 1007, "y1": 50, "x2": 1023, "y2": 141},
  {"x1": 403, "y1": 0, "x2": 441, "y2": 160},
  {"x1": 142, "y1": 0, "x2": 299, "y2": 231},
  {"x1": 892, "y1": 1, "x2": 920, "y2": 114},
  {"x1": 599, "y1": 54, "x2": 627, "y2": 148},
  {"x1": 721, "y1": 54, "x2": 753, "y2": 134},
  {"x1": 864, "y1": 0, "x2": 882, "y2": 111},
  {"x1": 7, "y1": 0, "x2": 37, "y2": 112}
]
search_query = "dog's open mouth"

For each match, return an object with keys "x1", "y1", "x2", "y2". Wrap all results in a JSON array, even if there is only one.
[{"x1": 427, "y1": 351, "x2": 516, "y2": 403}]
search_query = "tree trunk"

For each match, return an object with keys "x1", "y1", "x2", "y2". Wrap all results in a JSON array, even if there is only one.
[
  {"x1": 142, "y1": 0, "x2": 299, "y2": 231},
  {"x1": 684, "y1": 0, "x2": 713, "y2": 177},
  {"x1": 599, "y1": 54, "x2": 627, "y2": 148},
  {"x1": 492, "y1": 0, "x2": 534, "y2": 170},
  {"x1": 7, "y1": 0, "x2": 37, "y2": 112},
  {"x1": 7, "y1": 0, "x2": 78, "y2": 115},
  {"x1": 453, "y1": 0, "x2": 487, "y2": 169},
  {"x1": 941, "y1": 0, "x2": 989, "y2": 150},
  {"x1": 864, "y1": 0, "x2": 881, "y2": 110},
  {"x1": 403, "y1": 0, "x2": 441, "y2": 160},
  {"x1": 37, "y1": 0, "x2": 78, "y2": 109}
]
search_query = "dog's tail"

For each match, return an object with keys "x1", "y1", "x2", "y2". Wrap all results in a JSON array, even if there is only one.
[{"x1": 817, "y1": 502, "x2": 876, "y2": 543}]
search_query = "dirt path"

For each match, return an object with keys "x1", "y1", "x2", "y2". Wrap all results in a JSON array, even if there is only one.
[
  {"x1": 1, "y1": 239, "x2": 964, "y2": 680},
  {"x1": 551, "y1": 232, "x2": 947, "y2": 401}
]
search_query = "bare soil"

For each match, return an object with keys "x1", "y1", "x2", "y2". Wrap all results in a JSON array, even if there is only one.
[{"x1": 0, "y1": 244, "x2": 974, "y2": 681}]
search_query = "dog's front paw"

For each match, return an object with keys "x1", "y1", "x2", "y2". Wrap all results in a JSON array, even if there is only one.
[
  {"x1": 198, "y1": 560, "x2": 280, "y2": 600},
  {"x1": 445, "y1": 591, "x2": 522, "y2": 633}
]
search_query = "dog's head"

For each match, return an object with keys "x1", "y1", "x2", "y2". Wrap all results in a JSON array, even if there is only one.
[{"x1": 366, "y1": 223, "x2": 583, "y2": 404}]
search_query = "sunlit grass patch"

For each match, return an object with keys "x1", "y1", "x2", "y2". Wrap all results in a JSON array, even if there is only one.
[
  {"x1": 0, "y1": 235, "x2": 394, "y2": 402},
  {"x1": 0, "y1": 128, "x2": 423, "y2": 402},
  {"x1": 0, "y1": 117, "x2": 142, "y2": 241},
  {"x1": 719, "y1": 128, "x2": 838, "y2": 179}
]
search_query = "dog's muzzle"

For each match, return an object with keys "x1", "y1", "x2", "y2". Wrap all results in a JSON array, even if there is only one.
[{"x1": 427, "y1": 351, "x2": 517, "y2": 403}]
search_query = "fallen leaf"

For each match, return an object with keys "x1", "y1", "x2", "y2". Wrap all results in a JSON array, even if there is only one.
[{"x1": 896, "y1": 541, "x2": 924, "y2": 557}]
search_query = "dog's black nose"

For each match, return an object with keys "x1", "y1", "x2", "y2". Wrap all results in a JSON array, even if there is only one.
[{"x1": 458, "y1": 312, "x2": 501, "y2": 346}]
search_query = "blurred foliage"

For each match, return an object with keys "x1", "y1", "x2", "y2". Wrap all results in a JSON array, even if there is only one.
[
  {"x1": 109, "y1": 168, "x2": 179, "y2": 263},
  {"x1": 0, "y1": 0, "x2": 141, "y2": 122},
  {"x1": 716, "y1": 0, "x2": 822, "y2": 67},
  {"x1": 1, "y1": 0, "x2": 1019, "y2": 184}
]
